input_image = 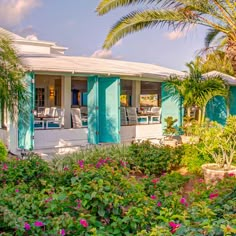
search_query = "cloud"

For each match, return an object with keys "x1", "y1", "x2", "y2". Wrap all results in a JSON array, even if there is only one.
[
  {"x1": 91, "y1": 49, "x2": 113, "y2": 59},
  {"x1": 0, "y1": 0, "x2": 41, "y2": 27},
  {"x1": 91, "y1": 39, "x2": 123, "y2": 59},
  {"x1": 165, "y1": 25, "x2": 195, "y2": 40}
]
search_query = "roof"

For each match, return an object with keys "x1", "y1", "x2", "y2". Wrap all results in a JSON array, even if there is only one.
[
  {"x1": 21, "y1": 54, "x2": 185, "y2": 80},
  {"x1": 202, "y1": 71, "x2": 236, "y2": 85}
]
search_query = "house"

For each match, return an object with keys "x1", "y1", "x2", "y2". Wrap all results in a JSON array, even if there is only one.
[
  {"x1": 2, "y1": 28, "x2": 235, "y2": 155},
  {"x1": 0, "y1": 28, "x2": 187, "y2": 154}
]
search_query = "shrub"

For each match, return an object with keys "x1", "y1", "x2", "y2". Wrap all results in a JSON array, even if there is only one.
[
  {"x1": 0, "y1": 140, "x2": 7, "y2": 162},
  {"x1": 181, "y1": 144, "x2": 212, "y2": 174},
  {"x1": 128, "y1": 141, "x2": 183, "y2": 175}
]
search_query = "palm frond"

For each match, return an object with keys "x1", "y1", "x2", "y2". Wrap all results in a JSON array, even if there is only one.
[
  {"x1": 103, "y1": 9, "x2": 201, "y2": 49},
  {"x1": 96, "y1": 0, "x2": 155, "y2": 15},
  {"x1": 204, "y1": 28, "x2": 221, "y2": 48}
]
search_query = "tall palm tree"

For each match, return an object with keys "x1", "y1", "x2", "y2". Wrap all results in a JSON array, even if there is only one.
[
  {"x1": 0, "y1": 34, "x2": 28, "y2": 127},
  {"x1": 96, "y1": 0, "x2": 236, "y2": 75},
  {"x1": 165, "y1": 62, "x2": 229, "y2": 123}
]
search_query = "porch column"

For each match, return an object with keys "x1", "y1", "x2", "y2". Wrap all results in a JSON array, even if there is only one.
[
  {"x1": 131, "y1": 80, "x2": 141, "y2": 108},
  {"x1": 62, "y1": 75, "x2": 71, "y2": 128}
]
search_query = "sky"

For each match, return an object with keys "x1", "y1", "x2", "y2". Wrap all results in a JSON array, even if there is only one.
[{"x1": 0, "y1": 0, "x2": 208, "y2": 71}]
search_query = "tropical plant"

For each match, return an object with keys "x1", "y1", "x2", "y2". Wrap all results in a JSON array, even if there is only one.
[
  {"x1": 0, "y1": 34, "x2": 27, "y2": 127},
  {"x1": 96, "y1": 0, "x2": 236, "y2": 75},
  {"x1": 198, "y1": 116, "x2": 236, "y2": 170},
  {"x1": 163, "y1": 116, "x2": 178, "y2": 139},
  {"x1": 165, "y1": 62, "x2": 229, "y2": 124},
  {"x1": 194, "y1": 50, "x2": 234, "y2": 76}
]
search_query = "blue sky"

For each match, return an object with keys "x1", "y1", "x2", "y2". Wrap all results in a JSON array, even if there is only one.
[{"x1": 1, "y1": 0, "x2": 207, "y2": 71}]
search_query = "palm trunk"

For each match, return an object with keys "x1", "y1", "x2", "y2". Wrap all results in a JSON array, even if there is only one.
[
  {"x1": 226, "y1": 39, "x2": 236, "y2": 76},
  {"x1": 198, "y1": 109, "x2": 202, "y2": 124},
  {"x1": 186, "y1": 107, "x2": 191, "y2": 117},
  {"x1": 201, "y1": 106, "x2": 206, "y2": 124}
]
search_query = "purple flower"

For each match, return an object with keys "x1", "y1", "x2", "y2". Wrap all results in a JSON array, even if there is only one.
[
  {"x1": 157, "y1": 202, "x2": 162, "y2": 207},
  {"x1": 24, "y1": 222, "x2": 31, "y2": 230},
  {"x1": 60, "y1": 229, "x2": 66, "y2": 235},
  {"x1": 15, "y1": 189, "x2": 19, "y2": 193},
  {"x1": 150, "y1": 195, "x2": 156, "y2": 200},
  {"x1": 45, "y1": 197, "x2": 53, "y2": 203},
  {"x1": 78, "y1": 160, "x2": 84, "y2": 168},
  {"x1": 34, "y1": 221, "x2": 44, "y2": 227},
  {"x1": 80, "y1": 219, "x2": 88, "y2": 228}
]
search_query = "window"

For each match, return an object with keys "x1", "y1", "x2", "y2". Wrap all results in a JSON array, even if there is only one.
[{"x1": 35, "y1": 88, "x2": 45, "y2": 108}]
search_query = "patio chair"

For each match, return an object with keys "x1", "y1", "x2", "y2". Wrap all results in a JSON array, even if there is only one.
[
  {"x1": 126, "y1": 107, "x2": 148, "y2": 125},
  {"x1": 71, "y1": 108, "x2": 87, "y2": 128},
  {"x1": 46, "y1": 108, "x2": 65, "y2": 129},
  {"x1": 149, "y1": 107, "x2": 161, "y2": 123},
  {"x1": 120, "y1": 107, "x2": 128, "y2": 126}
]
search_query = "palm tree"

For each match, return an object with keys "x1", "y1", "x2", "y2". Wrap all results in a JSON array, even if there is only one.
[
  {"x1": 0, "y1": 34, "x2": 28, "y2": 127},
  {"x1": 165, "y1": 62, "x2": 229, "y2": 124},
  {"x1": 96, "y1": 0, "x2": 236, "y2": 75},
  {"x1": 194, "y1": 50, "x2": 234, "y2": 76}
]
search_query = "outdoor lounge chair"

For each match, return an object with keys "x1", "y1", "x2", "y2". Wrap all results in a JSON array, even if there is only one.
[
  {"x1": 120, "y1": 107, "x2": 128, "y2": 125},
  {"x1": 126, "y1": 107, "x2": 148, "y2": 125},
  {"x1": 149, "y1": 107, "x2": 161, "y2": 123},
  {"x1": 46, "y1": 108, "x2": 65, "y2": 129},
  {"x1": 71, "y1": 108, "x2": 87, "y2": 128}
]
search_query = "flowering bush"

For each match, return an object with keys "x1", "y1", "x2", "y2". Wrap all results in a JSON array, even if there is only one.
[
  {"x1": 0, "y1": 140, "x2": 7, "y2": 162},
  {"x1": 0, "y1": 151, "x2": 236, "y2": 235}
]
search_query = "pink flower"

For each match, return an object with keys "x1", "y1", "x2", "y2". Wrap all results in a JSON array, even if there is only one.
[
  {"x1": 60, "y1": 229, "x2": 66, "y2": 235},
  {"x1": 78, "y1": 160, "x2": 84, "y2": 168},
  {"x1": 209, "y1": 193, "x2": 219, "y2": 200},
  {"x1": 228, "y1": 173, "x2": 235, "y2": 177},
  {"x1": 151, "y1": 178, "x2": 159, "y2": 184},
  {"x1": 76, "y1": 199, "x2": 81, "y2": 208},
  {"x1": 34, "y1": 221, "x2": 44, "y2": 227},
  {"x1": 45, "y1": 197, "x2": 53, "y2": 203},
  {"x1": 120, "y1": 160, "x2": 126, "y2": 167},
  {"x1": 24, "y1": 222, "x2": 31, "y2": 230},
  {"x1": 15, "y1": 189, "x2": 19, "y2": 193},
  {"x1": 180, "y1": 197, "x2": 187, "y2": 205},
  {"x1": 198, "y1": 178, "x2": 204, "y2": 183},
  {"x1": 169, "y1": 221, "x2": 181, "y2": 234},
  {"x1": 80, "y1": 219, "x2": 88, "y2": 228},
  {"x1": 63, "y1": 167, "x2": 69, "y2": 171},
  {"x1": 157, "y1": 202, "x2": 162, "y2": 207},
  {"x1": 150, "y1": 195, "x2": 157, "y2": 200},
  {"x1": 2, "y1": 164, "x2": 8, "y2": 171}
]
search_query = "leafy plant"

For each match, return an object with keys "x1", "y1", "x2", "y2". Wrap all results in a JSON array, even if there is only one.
[
  {"x1": 198, "y1": 116, "x2": 236, "y2": 169},
  {"x1": 181, "y1": 116, "x2": 198, "y2": 137},
  {"x1": 0, "y1": 140, "x2": 7, "y2": 161},
  {"x1": 163, "y1": 116, "x2": 178, "y2": 140}
]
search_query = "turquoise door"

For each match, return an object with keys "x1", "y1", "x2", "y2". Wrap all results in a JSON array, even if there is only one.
[
  {"x1": 88, "y1": 76, "x2": 99, "y2": 144},
  {"x1": 98, "y1": 77, "x2": 120, "y2": 143},
  {"x1": 161, "y1": 82, "x2": 183, "y2": 131},
  {"x1": 229, "y1": 86, "x2": 236, "y2": 115},
  {"x1": 18, "y1": 72, "x2": 35, "y2": 150}
]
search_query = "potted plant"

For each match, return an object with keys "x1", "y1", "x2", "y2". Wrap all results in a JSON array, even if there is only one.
[
  {"x1": 181, "y1": 116, "x2": 199, "y2": 144},
  {"x1": 199, "y1": 116, "x2": 236, "y2": 184},
  {"x1": 163, "y1": 116, "x2": 178, "y2": 147}
]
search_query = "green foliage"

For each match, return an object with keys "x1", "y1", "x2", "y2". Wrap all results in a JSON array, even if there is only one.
[
  {"x1": 182, "y1": 116, "x2": 198, "y2": 136},
  {"x1": 181, "y1": 144, "x2": 212, "y2": 174},
  {"x1": 163, "y1": 116, "x2": 178, "y2": 138},
  {"x1": 128, "y1": 141, "x2": 183, "y2": 175},
  {"x1": 0, "y1": 140, "x2": 7, "y2": 161},
  {"x1": 1, "y1": 146, "x2": 236, "y2": 235},
  {"x1": 198, "y1": 116, "x2": 236, "y2": 169}
]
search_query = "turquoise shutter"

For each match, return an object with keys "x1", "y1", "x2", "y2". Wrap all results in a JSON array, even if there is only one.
[
  {"x1": 229, "y1": 86, "x2": 236, "y2": 115},
  {"x1": 161, "y1": 82, "x2": 183, "y2": 131},
  {"x1": 206, "y1": 96, "x2": 227, "y2": 125},
  {"x1": 18, "y1": 72, "x2": 35, "y2": 150},
  {"x1": 88, "y1": 76, "x2": 99, "y2": 144},
  {"x1": 98, "y1": 77, "x2": 120, "y2": 143}
]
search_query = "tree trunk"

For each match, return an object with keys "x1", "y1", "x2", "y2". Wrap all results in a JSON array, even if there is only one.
[
  {"x1": 201, "y1": 106, "x2": 206, "y2": 124},
  {"x1": 226, "y1": 39, "x2": 236, "y2": 76},
  {"x1": 198, "y1": 109, "x2": 202, "y2": 124}
]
